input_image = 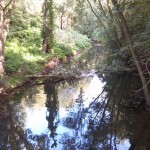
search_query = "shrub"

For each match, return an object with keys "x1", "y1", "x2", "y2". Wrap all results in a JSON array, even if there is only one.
[{"x1": 54, "y1": 29, "x2": 91, "y2": 58}]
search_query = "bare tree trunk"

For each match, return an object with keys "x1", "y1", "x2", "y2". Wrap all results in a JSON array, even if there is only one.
[
  {"x1": 48, "y1": 0, "x2": 54, "y2": 52},
  {"x1": 0, "y1": 17, "x2": 5, "y2": 75},
  {"x1": 111, "y1": 0, "x2": 150, "y2": 106},
  {"x1": 60, "y1": 7, "x2": 66, "y2": 30},
  {"x1": 0, "y1": 0, "x2": 15, "y2": 76},
  {"x1": 0, "y1": 1, "x2": 6, "y2": 76}
]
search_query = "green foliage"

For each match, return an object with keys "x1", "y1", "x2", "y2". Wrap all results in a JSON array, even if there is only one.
[
  {"x1": 6, "y1": 27, "x2": 91, "y2": 74},
  {"x1": 6, "y1": 6, "x2": 50, "y2": 75},
  {"x1": 8, "y1": 28, "x2": 41, "y2": 46},
  {"x1": 55, "y1": 29, "x2": 91, "y2": 52},
  {"x1": 3, "y1": 0, "x2": 92, "y2": 92},
  {"x1": 5, "y1": 38, "x2": 51, "y2": 74},
  {"x1": 7, "y1": 75, "x2": 25, "y2": 88},
  {"x1": 87, "y1": 0, "x2": 150, "y2": 74},
  {"x1": 52, "y1": 29, "x2": 91, "y2": 59},
  {"x1": 11, "y1": 6, "x2": 42, "y2": 32},
  {"x1": 53, "y1": 43, "x2": 72, "y2": 58}
]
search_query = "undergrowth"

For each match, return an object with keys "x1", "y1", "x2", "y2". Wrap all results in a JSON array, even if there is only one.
[
  {"x1": 5, "y1": 28, "x2": 91, "y2": 75},
  {"x1": 5, "y1": 27, "x2": 91, "y2": 84}
]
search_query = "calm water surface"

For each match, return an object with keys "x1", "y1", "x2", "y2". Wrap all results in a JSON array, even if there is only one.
[{"x1": 1, "y1": 46, "x2": 150, "y2": 150}]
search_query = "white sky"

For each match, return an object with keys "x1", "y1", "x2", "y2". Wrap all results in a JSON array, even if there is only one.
[{"x1": 30, "y1": 0, "x2": 64, "y2": 12}]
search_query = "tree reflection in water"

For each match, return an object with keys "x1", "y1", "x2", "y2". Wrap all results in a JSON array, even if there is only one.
[
  {"x1": 0, "y1": 73, "x2": 150, "y2": 149},
  {"x1": 44, "y1": 82, "x2": 59, "y2": 148},
  {"x1": 0, "y1": 86, "x2": 53, "y2": 150},
  {"x1": 0, "y1": 99, "x2": 34, "y2": 150},
  {"x1": 59, "y1": 73, "x2": 150, "y2": 150}
]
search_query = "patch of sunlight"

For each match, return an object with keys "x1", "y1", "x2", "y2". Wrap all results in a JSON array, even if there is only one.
[
  {"x1": 55, "y1": 0, "x2": 64, "y2": 5},
  {"x1": 22, "y1": 53, "x2": 44, "y2": 62},
  {"x1": 6, "y1": 42, "x2": 29, "y2": 54}
]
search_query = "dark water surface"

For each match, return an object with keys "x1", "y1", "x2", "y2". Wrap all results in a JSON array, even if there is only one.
[{"x1": 1, "y1": 46, "x2": 150, "y2": 150}]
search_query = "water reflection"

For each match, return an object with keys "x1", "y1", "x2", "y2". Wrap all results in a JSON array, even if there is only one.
[
  {"x1": 0, "y1": 73, "x2": 150, "y2": 150},
  {"x1": 45, "y1": 83, "x2": 59, "y2": 148}
]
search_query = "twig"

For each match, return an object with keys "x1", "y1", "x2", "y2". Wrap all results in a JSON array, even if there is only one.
[{"x1": 4, "y1": 0, "x2": 13, "y2": 11}]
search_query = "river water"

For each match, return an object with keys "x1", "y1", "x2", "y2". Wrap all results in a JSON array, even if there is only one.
[{"x1": 0, "y1": 46, "x2": 150, "y2": 150}]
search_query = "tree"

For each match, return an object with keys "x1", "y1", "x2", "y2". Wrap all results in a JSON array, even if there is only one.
[
  {"x1": 55, "y1": 0, "x2": 75, "y2": 30},
  {"x1": 42, "y1": 0, "x2": 54, "y2": 53},
  {"x1": 111, "y1": 0, "x2": 150, "y2": 106},
  {"x1": 0, "y1": 0, "x2": 15, "y2": 76},
  {"x1": 86, "y1": 0, "x2": 110, "y2": 39},
  {"x1": 86, "y1": 0, "x2": 150, "y2": 106}
]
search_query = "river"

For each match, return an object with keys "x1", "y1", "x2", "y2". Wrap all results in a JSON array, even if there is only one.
[{"x1": 0, "y1": 46, "x2": 150, "y2": 150}]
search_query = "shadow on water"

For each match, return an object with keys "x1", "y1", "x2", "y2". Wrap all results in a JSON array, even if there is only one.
[{"x1": 0, "y1": 46, "x2": 150, "y2": 150}]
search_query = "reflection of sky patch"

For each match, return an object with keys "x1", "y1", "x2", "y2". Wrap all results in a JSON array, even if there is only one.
[
  {"x1": 25, "y1": 107, "x2": 48, "y2": 135},
  {"x1": 59, "y1": 108, "x2": 68, "y2": 118},
  {"x1": 117, "y1": 139, "x2": 130, "y2": 150},
  {"x1": 57, "y1": 125, "x2": 73, "y2": 136},
  {"x1": 83, "y1": 74, "x2": 105, "y2": 107}
]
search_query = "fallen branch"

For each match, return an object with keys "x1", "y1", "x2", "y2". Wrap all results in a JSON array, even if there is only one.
[{"x1": 26, "y1": 74, "x2": 61, "y2": 78}]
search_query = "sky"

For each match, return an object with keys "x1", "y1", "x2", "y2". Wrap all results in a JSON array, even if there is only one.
[{"x1": 29, "y1": 0, "x2": 64, "y2": 12}]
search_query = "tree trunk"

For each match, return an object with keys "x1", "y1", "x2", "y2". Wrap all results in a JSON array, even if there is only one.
[
  {"x1": 111, "y1": 0, "x2": 150, "y2": 106},
  {"x1": 49, "y1": 0, "x2": 54, "y2": 51},
  {"x1": 60, "y1": 14, "x2": 63, "y2": 30},
  {"x1": 0, "y1": 25, "x2": 5, "y2": 76},
  {"x1": 0, "y1": 1, "x2": 5, "y2": 76},
  {"x1": 42, "y1": 0, "x2": 49, "y2": 53},
  {"x1": 0, "y1": 0, "x2": 15, "y2": 76},
  {"x1": 42, "y1": 0, "x2": 54, "y2": 53},
  {"x1": 98, "y1": 0, "x2": 107, "y2": 19},
  {"x1": 106, "y1": 0, "x2": 121, "y2": 48}
]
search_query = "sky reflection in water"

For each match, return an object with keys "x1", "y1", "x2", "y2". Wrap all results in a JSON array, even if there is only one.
[{"x1": 21, "y1": 74, "x2": 130, "y2": 149}]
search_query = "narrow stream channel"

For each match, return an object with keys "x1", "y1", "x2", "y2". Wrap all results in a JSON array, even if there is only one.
[{"x1": 0, "y1": 46, "x2": 150, "y2": 150}]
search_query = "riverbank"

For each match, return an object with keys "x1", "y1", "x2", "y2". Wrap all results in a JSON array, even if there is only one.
[
  {"x1": 0, "y1": 46, "x2": 92, "y2": 96},
  {"x1": 0, "y1": 28, "x2": 92, "y2": 96},
  {"x1": 0, "y1": 57, "x2": 69, "y2": 96}
]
